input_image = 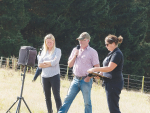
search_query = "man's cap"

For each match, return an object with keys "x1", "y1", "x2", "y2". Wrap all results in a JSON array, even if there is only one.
[{"x1": 76, "y1": 32, "x2": 91, "y2": 40}]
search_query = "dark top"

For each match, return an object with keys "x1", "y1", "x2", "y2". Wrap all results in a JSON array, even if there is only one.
[{"x1": 103, "y1": 47, "x2": 124, "y2": 82}]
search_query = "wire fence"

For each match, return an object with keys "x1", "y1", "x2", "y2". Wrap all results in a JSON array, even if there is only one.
[{"x1": 0, "y1": 56, "x2": 150, "y2": 93}]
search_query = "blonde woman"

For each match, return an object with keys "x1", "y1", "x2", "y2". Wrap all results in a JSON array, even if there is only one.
[{"x1": 38, "y1": 34, "x2": 62, "y2": 113}]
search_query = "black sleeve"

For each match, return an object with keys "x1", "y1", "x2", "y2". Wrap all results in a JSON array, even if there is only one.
[{"x1": 110, "y1": 52, "x2": 122, "y2": 65}]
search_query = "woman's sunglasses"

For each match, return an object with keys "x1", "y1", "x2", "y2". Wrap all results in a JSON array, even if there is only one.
[{"x1": 105, "y1": 43, "x2": 109, "y2": 46}]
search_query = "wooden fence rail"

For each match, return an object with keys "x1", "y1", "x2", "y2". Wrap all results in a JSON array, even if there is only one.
[
  {"x1": 0, "y1": 56, "x2": 36, "y2": 73},
  {"x1": 0, "y1": 56, "x2": 150, "y2": 93}
]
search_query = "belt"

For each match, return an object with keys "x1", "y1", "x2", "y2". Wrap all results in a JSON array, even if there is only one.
[{"x1": 75, "y1": 76, "x2": 87, "y2": 80}]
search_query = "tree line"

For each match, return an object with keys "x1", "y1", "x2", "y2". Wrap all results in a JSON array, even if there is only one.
[{"x1": 0, "y1": 0, "x2": 150, "y2": 80}]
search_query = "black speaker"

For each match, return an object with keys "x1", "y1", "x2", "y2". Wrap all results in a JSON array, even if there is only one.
[{"x1": 18, "y1": 46, "x2": 37, "y2": 66}]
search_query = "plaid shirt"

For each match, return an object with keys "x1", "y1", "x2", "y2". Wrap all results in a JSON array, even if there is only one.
[{"x1": 69, "y1": 45, "x2": 99, "y2": 77}]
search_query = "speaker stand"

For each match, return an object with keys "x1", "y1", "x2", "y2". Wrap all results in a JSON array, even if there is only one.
[{"x1": 6, "y1": 65, "x2": 32, "y2": 113}]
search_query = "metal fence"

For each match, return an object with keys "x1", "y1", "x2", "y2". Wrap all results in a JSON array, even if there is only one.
[{"x1": 0, "y1": 56, "x2": 150, "y2": 93}]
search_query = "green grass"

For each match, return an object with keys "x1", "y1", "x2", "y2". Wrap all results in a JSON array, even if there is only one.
[{"x1": 0, "y1": 68, "x2": 150, "y2": 113}]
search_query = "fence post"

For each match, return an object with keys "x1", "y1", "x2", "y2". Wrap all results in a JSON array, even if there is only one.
[
  {"x1": 14, "y1": 58, "x2": 17, "y2": 70},
  {"x1": 31, "y1": 67, "x2": 33, "y2": 74},
  {"x1": 11, "y1": 57, "x2": 14, "y2": 69},
  {"x1": 6, "y1": 58, "x2": 9, "y2": 69},
  {"x1": 27, "y1": 66, "x2": 29, "y2": 72},
  {"x1": 65, "y1": 66, "x2": 69, "y2": 80},
  {"x1": 0, "y1": 57, "x2": 3, "y2": 68},
  {"x1": 141, "y1": 76, "x2": 145, "y2": 93},
  {"x1": 20, "y1": 65, "x2": 23, "y2": 71},
  {"x1": 128, "y1": 74, "x2": 130, "y2": 90}
]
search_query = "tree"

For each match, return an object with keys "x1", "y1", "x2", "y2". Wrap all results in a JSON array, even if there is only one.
[
  {"x1": 1, "y1": 0, "x2": 150, "y2": 80},
  {"x1": 0, "y1": 0, "x2": 30, "y2": 56},
  {"x1": 21, "y1": 0, "x2": 110, "y2": 64}
]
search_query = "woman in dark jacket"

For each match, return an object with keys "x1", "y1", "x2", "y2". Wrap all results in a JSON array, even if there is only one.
[{"x1": 87, "y1": 34, "x2": 124, "y2": 113}]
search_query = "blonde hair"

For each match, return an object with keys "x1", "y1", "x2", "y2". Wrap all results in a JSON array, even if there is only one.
[
  {"x1": 42, "y1": 34, "x2": 56, "y2": 57},
  {"x1": 105, "y1": 34, "x2": 123, "y2": 45}
]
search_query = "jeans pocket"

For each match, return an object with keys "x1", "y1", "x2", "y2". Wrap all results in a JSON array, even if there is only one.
[{"x1": 83, "y1": 77, "x2": 92, "y2": 83}]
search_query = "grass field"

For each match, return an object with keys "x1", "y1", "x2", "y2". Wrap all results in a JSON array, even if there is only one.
[{"x1": 0, "y1": 68, "x2": 150, "y2": 113}]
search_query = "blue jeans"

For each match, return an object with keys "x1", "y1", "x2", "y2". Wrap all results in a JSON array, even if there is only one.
[
  {"x1": 58, "y1": 77, "x2": 93, "y2": 113},
  {"x1": 33, "y1": 67, "x2": 42, "y2": 81}
]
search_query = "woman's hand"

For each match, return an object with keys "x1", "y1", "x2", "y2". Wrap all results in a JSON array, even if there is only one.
[
  {"x1": 87, "y1": 68, "x2": 94, "y2": 73},
  {"x1": 94, "y1": 72, "x2": 102, "y2": 79},
  {"x1": 43, "y1": 61, "x2": 51, "y2": 66},
  {"x1": 94, "y1": 76, "x2": 100, "y2": 79},
  {"x1": 43, "y1": 61, "x2": 49, "y2": 64},
  {"x1": 99, "y1": 72, "x2": 103, "y2": 75},
  {"x1": 38, "y1": 63, "x2": 46, "y2": 68},
  {"x1": 39, "y1": 61, "x2": 51, "y2": 68}
]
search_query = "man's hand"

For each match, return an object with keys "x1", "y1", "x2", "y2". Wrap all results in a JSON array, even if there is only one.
[
  {"x1": 84, "y1": 76, "x2": 92, "y2": 82},
  {"x1": 68, "y1": 48, "x2": 79, "y2": 68},
  {"x1": 74, "y1": 49, "x2": 79, "y2": 57}
]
